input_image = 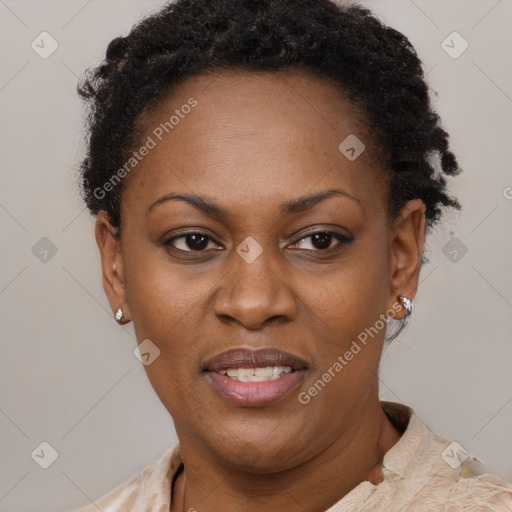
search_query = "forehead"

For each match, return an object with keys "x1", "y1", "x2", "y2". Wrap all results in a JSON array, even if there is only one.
[{"x1": 121, "y1": 67, "x2": 387, "y2": 222}]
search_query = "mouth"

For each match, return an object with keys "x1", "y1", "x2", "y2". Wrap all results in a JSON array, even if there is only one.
[
  {"x1": 202, "y1": 347, "x2": 308, "y2": 407},
  {"x1": 215, "y1": 365, "x2": 296, "y2": 382},
  {"x1": 202, "y1": 347, "x2": 308, "y2": 373}
]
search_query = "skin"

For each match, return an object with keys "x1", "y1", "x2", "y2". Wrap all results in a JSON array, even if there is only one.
[{"x1": 95, "y1": 67, "x2": 425, "y2": 512}]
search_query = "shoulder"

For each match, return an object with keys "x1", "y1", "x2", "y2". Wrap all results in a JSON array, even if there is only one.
[
  {"x1": 409, "y1": 424, "x2": 512, "y2": 510},
  {"x1": 415, "y1": 470, "x2": 512, "y2": 511},
  {"x1": 70, "y1": 442, "x2": 181, "y2": 512},
  {"x1": 71, "y1": 471, "x2": 141, "y2": 512},
  {"x1": 379, "y1": 403, "x2": 512, "y2": 511}
]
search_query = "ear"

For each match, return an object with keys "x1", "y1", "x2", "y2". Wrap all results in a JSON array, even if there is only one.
[
  {"x1": 95, "y1": 211, "x2": 131, "y2": 324},
  {"x1": 387, "y1": 199, "x2": 426, "y2": 319}
]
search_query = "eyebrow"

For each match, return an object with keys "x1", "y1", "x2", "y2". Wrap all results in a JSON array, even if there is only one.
[{"x1": 146, "y1": 188, "x2": 361, "y2": 217}]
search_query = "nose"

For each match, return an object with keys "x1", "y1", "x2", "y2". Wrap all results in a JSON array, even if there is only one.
[{"x1": 213, "y1": 245, "x2": 297, "y2": 330}]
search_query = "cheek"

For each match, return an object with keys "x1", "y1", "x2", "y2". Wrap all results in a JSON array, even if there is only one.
[
  {"x1": 296, "y1": 234, "x2": 390, "y2": 390},
  {"x1": 122, "y1": 250, "x2": 210, "y2": 417},
  {"x1": 121, "y1": 220, "x2": 391, "y2": 417},
  {"x1": 121, "y1": 243, "x2": 214, "y2": 394},
  {"x1": 305, "y1": 245, "x2": 389, "y2": 338},
  {"x1": 124, "y1": 226, "x2": 390, "y2": 351},
  {"x1": 123, "y1": 240, "x2": 202, "y2": 337}
]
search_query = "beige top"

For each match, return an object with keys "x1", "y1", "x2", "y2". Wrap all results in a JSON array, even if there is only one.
[{"x1": 73, "y1": 401, "x2": 512, "y2": 512}]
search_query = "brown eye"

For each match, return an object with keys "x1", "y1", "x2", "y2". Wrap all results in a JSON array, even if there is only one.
[
  {"x1": 164, "y1": 232, "x2": 220, "y2": 252},
  {"x1": 290, "y1": 231, "x2": 353, "y2": 252}
]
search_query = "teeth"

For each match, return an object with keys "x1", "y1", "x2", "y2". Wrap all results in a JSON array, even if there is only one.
[
  {"x1": 238, "y1": 368, "x2": 256, "y2": 377},
  {"x1": 218, "y1": 365, "x2": 293, "y2": 381},
  {"x1": 242, "y1": 374, "x2": 280, "y2": 382},
  {"x1": 254, "y1": 367, "x2": 274, "y2": 377}
]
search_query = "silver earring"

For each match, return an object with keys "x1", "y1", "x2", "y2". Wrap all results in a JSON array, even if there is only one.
[
  {"x1": 399, "y1": 296, "x2": 413, "y2": 315},
  {"x1": 115, "y1": 307, "x2": 124, "y2": 323}
]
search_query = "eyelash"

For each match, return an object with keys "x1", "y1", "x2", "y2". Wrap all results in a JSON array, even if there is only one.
[{"x1": 163, "y1": 230, "x2": 353, "y2": 256}]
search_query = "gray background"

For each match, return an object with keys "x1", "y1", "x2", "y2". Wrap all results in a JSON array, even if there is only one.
[{"x1": 0, "y1": 1, "x2": 511, "y2": 511}]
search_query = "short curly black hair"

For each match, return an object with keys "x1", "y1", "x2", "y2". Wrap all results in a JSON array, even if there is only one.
[{"x1": 77, "y1": 0, "x2": 461, "y2": 239}]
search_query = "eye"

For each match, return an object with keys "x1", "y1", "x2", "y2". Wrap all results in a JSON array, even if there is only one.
[
  {"x1": 163, "y1": 229, "x2": 353, "y2": 255},
  {"x1": 289, "y1": 230, "x2": 353, "y2": 252},
  {"x1": 163, "y1": 231, "x2": 222, "y2": 252}
]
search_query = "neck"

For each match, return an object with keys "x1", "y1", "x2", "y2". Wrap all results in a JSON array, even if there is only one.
[{"x1": 171, "y1": 399, "x2": 403, "y2": 512}]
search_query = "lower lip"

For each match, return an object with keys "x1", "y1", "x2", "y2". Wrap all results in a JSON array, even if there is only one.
[{"x1": 205, "y1": 370, "x2": 307, "y2": 407}]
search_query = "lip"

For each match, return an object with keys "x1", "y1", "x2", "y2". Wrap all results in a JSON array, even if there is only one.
[
  {"x1": 206, "y1": 369, "x2": 307, "y2": 407},
  {"x1": 202, "y1": 347, "x2": 309, "y2": 407},
  {"x1": 202, "y1": 347, "x2": 308, "y2": 372}
]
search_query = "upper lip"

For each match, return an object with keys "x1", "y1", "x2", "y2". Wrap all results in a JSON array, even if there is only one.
[{"x1": 203, "y1": 347, "x2": 308, "y2": 372}]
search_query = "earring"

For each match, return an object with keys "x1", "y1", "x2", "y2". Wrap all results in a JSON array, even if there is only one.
[
  {"x1": 115, "y1": 307, "x2": 124, "y2": 323},
  {"x1": 399, "y1": 296, "x2": 413, "y2": 316}
]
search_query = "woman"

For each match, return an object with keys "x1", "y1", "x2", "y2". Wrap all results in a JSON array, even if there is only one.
[{"x1": 73, "y1": 0, "x2": 512, "y2": 510}]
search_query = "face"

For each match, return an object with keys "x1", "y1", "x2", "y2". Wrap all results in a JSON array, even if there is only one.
[{"x1": 96, "y1": 67, "x2": 425, "y2": 472}]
